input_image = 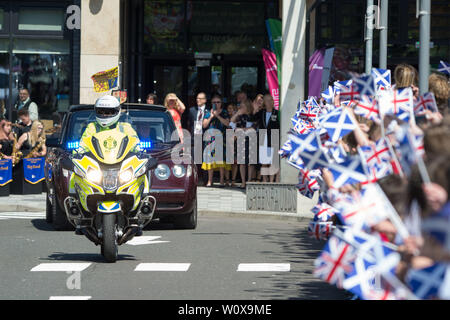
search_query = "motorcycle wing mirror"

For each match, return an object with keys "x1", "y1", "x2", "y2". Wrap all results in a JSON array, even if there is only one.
[{"x1": 146, "y1": 157, "x2": 158, "y2": 170}]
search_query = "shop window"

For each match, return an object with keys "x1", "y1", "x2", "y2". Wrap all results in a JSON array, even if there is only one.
[
  {"x1": 18, "y1": 7, "x2": 65, "y2": 32},
  {"x1": 12, "y1": 38, "x2": 71, "y2": 118}
]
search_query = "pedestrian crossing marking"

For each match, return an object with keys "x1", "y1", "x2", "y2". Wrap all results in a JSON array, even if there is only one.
[
  {"x1": 30, "y1": 263, "x2": 92, "y2": 272},
  {"x1": 134, "y1": 263, "x2": 191, "y2": 272},
  {"x1": 237, "y1": 263, "x2": 291, "y2": 272}
]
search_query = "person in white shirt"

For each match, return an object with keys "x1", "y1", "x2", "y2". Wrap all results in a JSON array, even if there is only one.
[{"x1": 15, "y1": 88, "x2": 39, "y2": 121}]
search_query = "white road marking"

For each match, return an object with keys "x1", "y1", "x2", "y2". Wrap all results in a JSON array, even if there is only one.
[
  {"x1": 30, "y1": 263, "x2": 92, "y2": 272},
  {"x1": 0, "y1": 212, "x2": 45, "y2": 220},
  {"x1": 49, "y1": 296, "x2": 92, "y2": 300},
  {"x1": 126, "y1": 236, "x2": 170, "y2": 246},
  {"x1": 134, "y1": 263, "x2": 191, "y2": 272},
  {"x1": 237, "y1": 263, "x2": 291, "y2": 272}
]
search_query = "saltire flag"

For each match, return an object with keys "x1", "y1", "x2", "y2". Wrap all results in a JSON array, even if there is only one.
[
  {"x1": 312, "y1": 202, "x2": 338, "y2": 222},
  {"x1": 371, "y1": 68, "x2": 391, "y2": 90},
  {"x1": 314, "y1": 233, "x2": 357, "y2": 288},
  {"x1": 308, "y1": 221, "x2": 333, "y2": 240},
  {"x1": 339, "y1": 230, "x2": 403, "y2": 300},
  {"x1": 333, "y1": 79, "x2": 353, "y2": 94},
  {"x1": 380, "y1": 87, "x2": 414, "y2": 123},
  {"x1": 296, "y1": 168, "x2": 321, "y2": 198},
  {"x1": 326, "y1": 142, "x2": 347, "y2": 164},
  {"x1": 319, "y1": 107, "x2": 358, "y2": 143},
  {"x1": 298, "y1": 144, "x2": 330, "y2": 170},
  {"x1": 279, "y1": 139, "x2": 293, "y2": 158},
  {"x1": 414, "y1": 92, "x2": 438, "y2": 115},
  {"x1": 353, "y1": 74, "x2": 376, "y2": 97},
  {"x1": 438, "y1": 60, "x2": 450, "y2": 76},
  {"x1": 285, "y1": 129, "x2": 322, "y2": 164},
  {"x1": 406, "y1": 263, "x2": 448, "y2": 300},
  {"x1": 354, "y1": 95, "x2": 380, "y2": 122},
  {"x1": 321, "y1": 85, "x2": 335, "y2": 105},
  {"x1": 421, "y1": 202, "x2": 450, "y2": 253},
  {"x1": 326, "y1": 155, "x2": 368, "y2": 189}
]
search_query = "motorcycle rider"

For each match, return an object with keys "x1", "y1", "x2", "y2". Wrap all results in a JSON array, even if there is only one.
[{"x1": 77, "y1": 95, "x2": 140, "y2": 153}]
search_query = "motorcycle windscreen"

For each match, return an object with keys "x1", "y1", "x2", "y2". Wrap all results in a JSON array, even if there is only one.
[{"x1": 82, "y1": 130, "x2": 139, "y2": 164}]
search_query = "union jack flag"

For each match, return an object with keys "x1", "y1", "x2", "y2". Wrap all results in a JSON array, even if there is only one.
[
  {"x1": 394, "y1": 124, "x2": 424, "y2": 175},
  {"x1": 353, "y1": 74, "x2": 376, "y2": 97},
  {"x1": 314, "y1": 234, "x2": 357, "y2": 288},
  {"x1": 362, "y1": 161, "x2": 393, "y2": 185},
  {"x1": 291, "y1": 116, "x2": 315, "y2": 134},
  {"x1": 406, "y1": 263, "x2": 448, "y2": 300},
  {"x1": 296, "y1": 168, "x2": 321, "y2": 198},
  {"x1": 308, "y1": 221, "x2": 333, "y2": 240},
  {"x1": 414, "y1": 92, "x2": 438, "y2": 115},
  {"x1": 312, "y1": 202, "x2": 338, "y2": 222},
  {"x1": 319, "y1": 107, "x2": 357, "y2": 143},
  {"x1": 296, "y1": 98, "x2": 321, "y2": 120},
  {"x1": 335, "y1": 80, "x2": 360, "y2": 104},
  {"x1": 332, "y1": 185, "x2": 384, "y2": 230},
  {"x1": 380, "y1": 88, "x2": 414, "y2": 122},
  {"x1": 438, "y1": 60, "x2": 450, "y2": 76},
  {"x1": 360, "y1": 138, "x2": 392, "y2": 169},
  {"x1": 371, "y1": 68, "x2": 391, "y2": 89},
  {"x1": 354, "y1": 95, "x2": 380, "y2": 122}
]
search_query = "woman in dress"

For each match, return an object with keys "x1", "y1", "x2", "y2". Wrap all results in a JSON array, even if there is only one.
[
  {"x1": 164, "y1": 93, "x2": 186, "y2": 142},
  {"x1": 201, "y1": 94, "x2": 230, "y2": 187}
]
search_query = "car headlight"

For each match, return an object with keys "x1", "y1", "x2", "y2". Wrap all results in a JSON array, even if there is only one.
[
  {"x1": 155, "y1": 164, "x2": 170, "y2": 180},
  {"x1": 119, "y1": 168, "x2": 133, "y2": 184},
  {"x1": 172, "y1": 165, "x2": 186, "y2": 178},
  {"x1": 86, "y1": 168, "x2": 102, "y2": 184}
]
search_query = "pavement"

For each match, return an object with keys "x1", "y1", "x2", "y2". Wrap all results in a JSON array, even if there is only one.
[{"x1": 0, "y1": 186, "x2": 317, "y2": 221}]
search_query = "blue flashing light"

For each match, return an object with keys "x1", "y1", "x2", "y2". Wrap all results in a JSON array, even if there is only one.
[
  {"x1": 139, "y1": 141, "x2": 152, "y2": 150},
  {"x1": 66, "y1": 141, "x2": 80, "y2": 150}
]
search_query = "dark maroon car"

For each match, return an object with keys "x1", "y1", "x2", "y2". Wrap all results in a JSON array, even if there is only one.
[{"x1": 44, "y1": 103, "x2": 198, "y2": 231}]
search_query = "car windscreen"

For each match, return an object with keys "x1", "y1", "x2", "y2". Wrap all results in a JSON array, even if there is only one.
[{"x1": 63, "y1": 109, "x2": 179, "y2": 148}]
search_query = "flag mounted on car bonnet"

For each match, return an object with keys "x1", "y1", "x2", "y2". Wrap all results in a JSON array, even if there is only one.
[{"x1": 91, "y1": 66, "x2": 119, "y2": 93}]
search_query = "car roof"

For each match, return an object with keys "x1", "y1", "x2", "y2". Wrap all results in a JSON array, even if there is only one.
[{"x1": 69, "y1": 103, "x2": 167, "y2": 113}]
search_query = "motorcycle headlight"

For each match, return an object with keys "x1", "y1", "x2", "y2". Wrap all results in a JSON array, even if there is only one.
[
  {"x1": 135, "y1": 160, "x2": 147, "y2": 177},
  {"x1": 155, "y1": 164, "x2": 170, "y2": 180},
  {"x1": 172, "y1": 165, "x2": 186, "y2": 178},
  {"x1": 86, "y1": 168, "x2": 102, "y2": 184},
  {"x1": 119, "y1": 168, "x2": 133, "y2": 184}
]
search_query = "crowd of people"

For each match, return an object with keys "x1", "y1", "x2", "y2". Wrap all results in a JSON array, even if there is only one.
[
  {"x1": 282, "y1": 62, "x2": 450, "y2": 300},
  {"x1": 147, "y1": 89, "x2": 280, "y2": 188}
]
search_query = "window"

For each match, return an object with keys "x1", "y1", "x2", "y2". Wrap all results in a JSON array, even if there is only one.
[{"x1": 18, "y1": 7, "x2": 65, "y2": 32}]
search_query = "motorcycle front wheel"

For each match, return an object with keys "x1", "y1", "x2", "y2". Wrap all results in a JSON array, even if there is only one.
[{"x1": 101, "y1": 214, "x2": 118, "y2": 263}]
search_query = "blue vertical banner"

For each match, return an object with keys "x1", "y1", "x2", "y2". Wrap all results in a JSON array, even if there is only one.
[
  {"x1": 23, "y1": 157, "x2": 45, "y2": 184},
  {"x1": 0, "y1": 159, "x2": 12, "y2": 186}
]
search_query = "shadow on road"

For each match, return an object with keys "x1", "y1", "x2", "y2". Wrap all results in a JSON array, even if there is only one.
[
  {"x1": 245, "y1": 224, "x2": 349, "y2": 300},
  {"x1": 31, "y1": 219, "x2": 55, "y2": 231},
  {"x1": 41, "y1": 252, "x2": 136, "y2": 263}
]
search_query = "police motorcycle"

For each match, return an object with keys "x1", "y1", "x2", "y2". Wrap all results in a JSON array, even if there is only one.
[{"x1": 65, "y1": 96, "x2": 157, "y2": 262}]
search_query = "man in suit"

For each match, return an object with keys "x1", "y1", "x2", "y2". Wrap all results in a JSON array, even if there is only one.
[
  {"x1": 256, "y1": 94, "x2": 280, "y2": 182},
  {"x1": 186, "y1": 92, "x2": 208, "y2": 185}
]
